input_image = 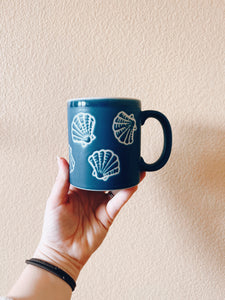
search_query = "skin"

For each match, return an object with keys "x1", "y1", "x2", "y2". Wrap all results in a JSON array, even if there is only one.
[{"x1": 7, "y1": 157, "x2": 145, "y2": 300}]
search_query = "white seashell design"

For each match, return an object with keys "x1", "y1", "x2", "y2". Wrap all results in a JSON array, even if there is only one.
[
  {"x1": 71, "y1": 112, "x2": 96, "y2": 147},
  {"x1": 112, "y1": 111, "x2": 137, "y2": 145},
  {"x1": 88, "y1": 149, "x2": 120, "y2": 181},
  {"x1": 69, "y1": 145, "x2": 75, "y2": 173}
]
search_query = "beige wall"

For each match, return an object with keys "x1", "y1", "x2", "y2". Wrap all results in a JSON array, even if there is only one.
[{"x1": 0, "y1": 1, "x2": 224, "y2": 299}]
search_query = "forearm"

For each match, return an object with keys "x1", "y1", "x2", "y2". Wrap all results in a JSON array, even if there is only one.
[
  {"x1": 7, "y1": 265, "x2": 72, "y2": 300},
  {"x1": 7, "y1": 242, "x2": 82, "y2": 300}
]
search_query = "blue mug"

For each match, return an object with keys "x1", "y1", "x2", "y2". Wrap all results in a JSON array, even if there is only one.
[{"x1": 67, "y1": 98, "x2": 172, "y2": 191}]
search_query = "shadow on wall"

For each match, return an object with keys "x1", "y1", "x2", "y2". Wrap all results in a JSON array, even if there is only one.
[{"x1": 162, "y1": 123, "x2": 225, "y2": 273}]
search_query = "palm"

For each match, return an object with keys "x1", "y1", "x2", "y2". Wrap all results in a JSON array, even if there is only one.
[
  {"x1": 38, "y1": 157, "x2": 144, "y2": 275},
  {"x1": 42, "y1": 188, "x2": 111, "y2": 265}
]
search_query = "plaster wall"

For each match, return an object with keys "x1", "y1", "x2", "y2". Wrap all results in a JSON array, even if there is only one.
[{"x1": 0, "y1": 1, "x2": 224, "y2": 299}]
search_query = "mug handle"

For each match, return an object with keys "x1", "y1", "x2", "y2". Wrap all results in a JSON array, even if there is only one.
[{"x1": 140, "y1": 110, "x2": 172, "y2": 171}]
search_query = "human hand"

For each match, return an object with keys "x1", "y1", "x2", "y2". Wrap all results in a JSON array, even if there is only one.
[{"x1": 34, "y1": 157, "x2": 145, "y2": 281}]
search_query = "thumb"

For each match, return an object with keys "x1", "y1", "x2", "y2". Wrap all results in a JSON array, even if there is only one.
[{"x1": 47, "y1": 157, "x2": 70, "y2": 208}]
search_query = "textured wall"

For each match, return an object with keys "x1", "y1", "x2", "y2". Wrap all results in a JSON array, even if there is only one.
[{"x1": 0, "y1": 1, "x2": 224, "y2": 299}]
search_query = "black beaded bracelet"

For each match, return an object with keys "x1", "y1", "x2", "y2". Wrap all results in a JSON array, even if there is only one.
[{"x1": 25, "y1": 258, "x2": 76, "y2": 292}]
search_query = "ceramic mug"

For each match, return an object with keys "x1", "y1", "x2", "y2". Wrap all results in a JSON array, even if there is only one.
[{"x1": 67, "y1": 98, "x2": 172, "y2": 191}]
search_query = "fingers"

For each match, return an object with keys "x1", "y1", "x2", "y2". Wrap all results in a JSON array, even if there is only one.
[
  {"x1": 140, "y1": 171, "x2": 146, "y2": 182},
  {"x1": 106, "y1": 186, "x2": 138, "y2": 220},
  {"x1": 103, "y1": 172, "x2": 146, "y2": 224},
  {"x1": 95, "y1": 187, "x2": 138, "y2": 229},
  {"x1": 47, "y1": 157, "x2": 70, "y2": 208}
]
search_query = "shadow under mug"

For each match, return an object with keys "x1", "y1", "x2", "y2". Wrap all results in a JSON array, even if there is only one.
[{"x1": 67, "y1": 98, "x2": 172, "y2": 191}]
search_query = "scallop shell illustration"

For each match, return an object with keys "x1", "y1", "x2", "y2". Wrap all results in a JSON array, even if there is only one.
[
  {"x1": 88, "y1": 149, "x2": 120, "y2": 181},
  {"x1": 69, "y1": 145, "x2": 75, "y2": 173},
  {"x1": 112, "y1": 111, "x2": 137, "y2": 145},
  {"x1": 71, "y1": 112, "x2": 96, "y2": 147}
]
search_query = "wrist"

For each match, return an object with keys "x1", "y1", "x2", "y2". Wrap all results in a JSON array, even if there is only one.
[{"x1": 33, "y1": 243, "x2": 82, "y2": 282}]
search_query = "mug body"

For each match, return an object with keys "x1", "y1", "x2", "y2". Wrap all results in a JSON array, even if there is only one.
[{"x1": 67, "y1": 98, "x2": 142, "y2": 191}]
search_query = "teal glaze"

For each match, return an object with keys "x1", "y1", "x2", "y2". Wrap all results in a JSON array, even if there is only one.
[{"x1": 67, "y1": 98, "x2": 172, "y2": 191}]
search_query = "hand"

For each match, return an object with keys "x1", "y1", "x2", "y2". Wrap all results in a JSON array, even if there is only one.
[{"x1": 34, "y1": 157, "x2": 145, "y2": 281}]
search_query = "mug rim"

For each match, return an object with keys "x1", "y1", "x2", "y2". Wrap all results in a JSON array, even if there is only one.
[
  {"x1": 67, "y1": 97, "x2": 141, "y2": 107},
  {"x1": 67, "y1": 97, "x2": 141, "y2": 102}
]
